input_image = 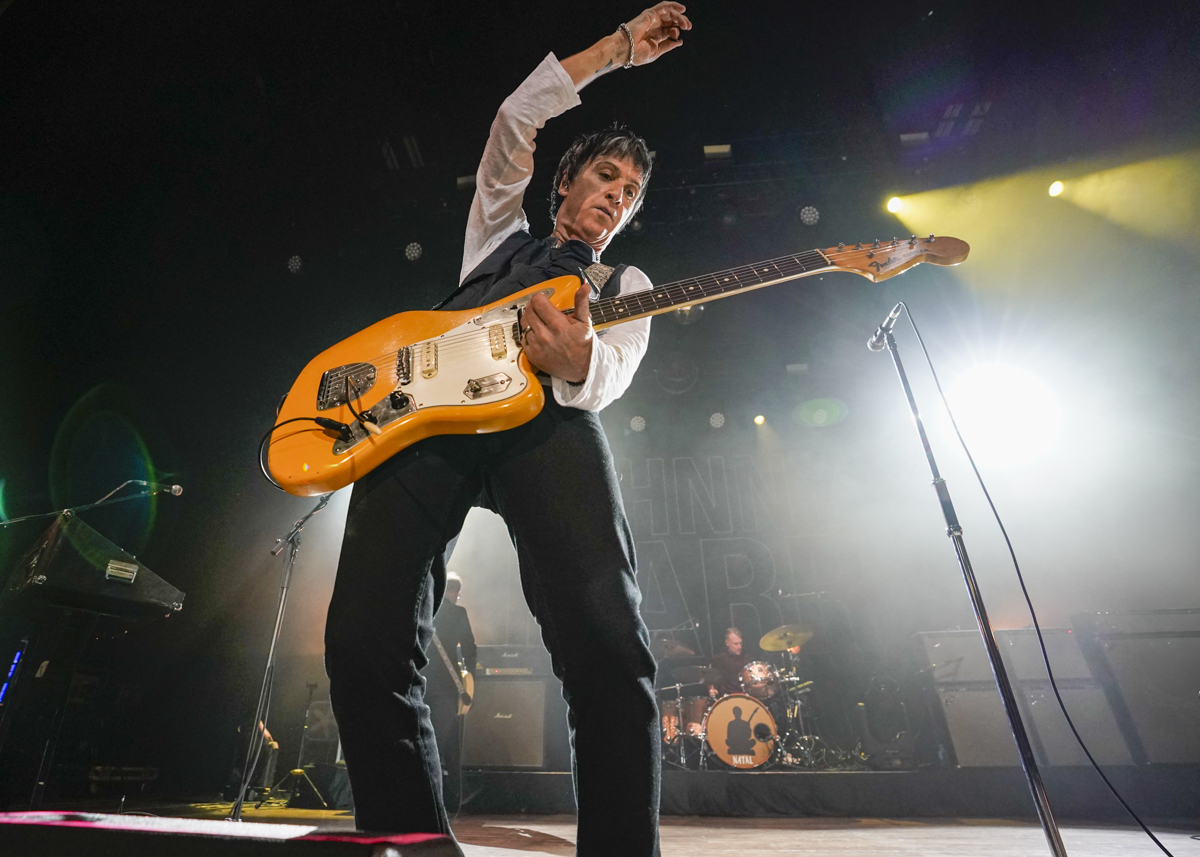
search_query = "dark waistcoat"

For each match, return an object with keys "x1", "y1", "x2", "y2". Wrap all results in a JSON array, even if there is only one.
[{"x1": 436, "y1": 231, "x2": 626, "y2": 311}]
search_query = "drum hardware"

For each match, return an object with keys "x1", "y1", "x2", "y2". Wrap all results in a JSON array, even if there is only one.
[{"x1": 657, "y1": 683, "x2": 709, "y2": 769}]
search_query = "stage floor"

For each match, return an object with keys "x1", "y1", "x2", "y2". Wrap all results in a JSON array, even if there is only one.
[{"x1": 93, "y1": 803, "x2": 1200, "y2": 856}]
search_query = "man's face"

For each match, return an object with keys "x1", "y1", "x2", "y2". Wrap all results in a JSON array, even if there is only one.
[
  {"x1": 447, "y1": 585, "x2": 461, "y2": 604},
  {"x1": 725, "y1": 632, "x2": 742, "y2": 656},
  {"x1": 555, "y1": 154, "x2": 643, "y2": 249}
]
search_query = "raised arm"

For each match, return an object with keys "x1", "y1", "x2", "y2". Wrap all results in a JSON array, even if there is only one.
[
  {"x1": 559, "y1": 2, "x2": 691, "y2": 89},
  {"x1": 460, "y1": 3, "x2": 692, "y2": 283}
]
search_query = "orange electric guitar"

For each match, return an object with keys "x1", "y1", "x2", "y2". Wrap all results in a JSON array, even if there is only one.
[{"x1": 265, "y1": 235, "x2": 969, "y2": 496}]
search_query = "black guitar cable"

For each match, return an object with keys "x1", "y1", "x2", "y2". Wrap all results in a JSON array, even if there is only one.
[
  {"x1": 901, "y1": 303, "x2": 1175, "y2": 857},
  {"x1": 258, "y1": 417, "x2": 352, "y2": 492}
]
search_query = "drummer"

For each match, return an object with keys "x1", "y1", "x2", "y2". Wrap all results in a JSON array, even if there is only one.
[{"x1": 708, "y1": 627, "x2": 750, "y2": 698}]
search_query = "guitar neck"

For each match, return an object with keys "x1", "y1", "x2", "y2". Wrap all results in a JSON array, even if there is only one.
[{"x1": 587, "y1": 249, "x2": 833, "y2": 330}]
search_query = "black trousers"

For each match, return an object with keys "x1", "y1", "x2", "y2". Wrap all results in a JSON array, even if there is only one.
[{"x1": 324, "y1": 399, "x2": 660, "y2": 855}]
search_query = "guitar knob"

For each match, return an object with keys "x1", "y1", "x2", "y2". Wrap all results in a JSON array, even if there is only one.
[{"x1": 390, "y1": 391, "x2": 410, "y2": 410}]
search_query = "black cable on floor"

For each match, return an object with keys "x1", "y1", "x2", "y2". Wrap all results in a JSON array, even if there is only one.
[{"x1": 901, "y1": 303, "x2": 1174, "y2": 857}]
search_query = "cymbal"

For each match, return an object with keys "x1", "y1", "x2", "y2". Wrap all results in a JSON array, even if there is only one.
[
  {"x1": 650, "y1": 638, "x2": 695, "y2": 659},
  {"x1": 672, "y1": 665, "x2": 722, "y2": 684},
  {"x1": 760, "y1": 625, "x2": 814, "y2": 652}
]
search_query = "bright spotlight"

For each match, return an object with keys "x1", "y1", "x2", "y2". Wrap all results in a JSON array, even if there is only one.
[
  {"x1": 753, "y1": 415, "x2": 765, "y2": 426},
  {"x1": 799, "y1": 205, "x2": 820, "y2": 226},
  {"x1": 944, "y1": 364, "x2": 1062, "y2": 468},
  {"x1": 709, "y1": 413, "x2": 725, "y2": 429},
  {"x1": 1048, "y1": 181, "x2": 1064, "y2": 197},
  {"x1": 630, "y1": 416, "x2": 646, "y2": 432},
  {"x1": 886, "y1": 197, "x2": 903, "y2": 213},
  {"x1": 404, "y1": 242, "x2": 423, "y2": 262}
]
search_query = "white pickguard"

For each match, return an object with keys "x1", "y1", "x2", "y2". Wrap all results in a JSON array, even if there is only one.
[{"x1": 398, "y1": 310, "x2": 531, "y2": 409}]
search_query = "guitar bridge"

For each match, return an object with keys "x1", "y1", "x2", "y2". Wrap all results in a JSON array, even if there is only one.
[
  {"x1": 317, "y1": 363, "x2": 377, "y2": 410},
  {"x1": 396, "y1": 346, "x2": 412, "y2": 385}
]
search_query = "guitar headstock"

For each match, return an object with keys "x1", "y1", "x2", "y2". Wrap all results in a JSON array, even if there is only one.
[{"x1": 823, "y1": 235, "x2": 969, "y2": 282}]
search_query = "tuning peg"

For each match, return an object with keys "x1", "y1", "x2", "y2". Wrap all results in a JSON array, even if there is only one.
[
  {"x1": 927, "y1": 233, "x2": 936, "y2": 242},
  {"x1": 837, "y1": 242, "x2": 845, "y2": 250},
  {"x1": 854, "y1": 243, "x2": 863, "y2": 250},
  {"x1": 873, "y1": 239, "x2": 881, "y2": 248}
]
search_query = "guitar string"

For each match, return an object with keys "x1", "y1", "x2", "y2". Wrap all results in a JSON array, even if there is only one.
[{"x1": 319, "y1": 242, "x2": 943, "y2": 377}]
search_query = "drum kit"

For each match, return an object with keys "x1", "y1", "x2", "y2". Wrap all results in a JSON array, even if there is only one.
[{"x1": 654, "y1": 624, "x2": 840, "y2": 770}]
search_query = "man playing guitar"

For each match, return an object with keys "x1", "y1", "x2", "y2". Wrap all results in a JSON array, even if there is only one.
[{"x1": 322, "y1": 5, "x2": 691, "y2": 854}]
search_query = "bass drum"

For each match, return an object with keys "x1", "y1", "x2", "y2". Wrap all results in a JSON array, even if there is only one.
[{"x1": 702, "y1": 693, "x2": 777, "y2": 769}]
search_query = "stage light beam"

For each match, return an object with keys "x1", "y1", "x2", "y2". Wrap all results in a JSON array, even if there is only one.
[{"x1": 942, "y1": 364, "x2": 1062, "y2": 468}]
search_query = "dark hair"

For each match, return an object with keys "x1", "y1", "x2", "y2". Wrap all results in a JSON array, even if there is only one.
[
  {"x1": 549, "y1": 124, "x2": 653, "y2": 222},
  {"x1": 445, "y1": 575, "x2": 462, "y2": 592}
]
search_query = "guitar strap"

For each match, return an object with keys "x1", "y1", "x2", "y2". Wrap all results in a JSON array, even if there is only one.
[{"x1": 431, "y1": 633, "x2": 466, "y2": 698}]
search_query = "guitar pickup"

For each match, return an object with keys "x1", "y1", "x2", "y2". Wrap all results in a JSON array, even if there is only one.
[
  {"x1": 418, "y1": 342, "x2": 438, "y2": 379},
  {"x1": 463, "y1": 373, "x2": 512, "y2": 400},
  {"x1": 488, "y1": 324, "x2": 508, "y2": 360}
]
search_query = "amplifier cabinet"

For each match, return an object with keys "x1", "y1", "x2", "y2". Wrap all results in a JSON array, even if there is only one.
[
  {"x1": 462, "y1": 677, "x2": 570, "y2": 771},
  {"x1": 1072, "y1": 610, "x2": 1200, "y2": 764},
  {"x1": 915, "y1": 629, "x2": 1133, "y2": 767}
]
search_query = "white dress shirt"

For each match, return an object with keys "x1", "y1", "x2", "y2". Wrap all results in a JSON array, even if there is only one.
[{"x1": 459, "y1": 52, "x2": 652, "y2": 413}]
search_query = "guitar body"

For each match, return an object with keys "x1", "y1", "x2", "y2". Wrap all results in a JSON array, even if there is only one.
[
  {"x1": 269, "y1": 276, "x2": 583, "y2": 496},
  {"x1": 459, "y1": 670, "x2": 475, "y2": 716}
]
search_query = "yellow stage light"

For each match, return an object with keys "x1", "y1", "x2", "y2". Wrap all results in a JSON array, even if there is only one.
[
  {"x1": 753, "y1": 415, "x2": 765, "y2": 426},
  {"x1": 1048, "y1": 181, "x2": 1064, "y2": 197},
  {"x1": 886, "y1": 197, "x2": 903, "y2": 213}
]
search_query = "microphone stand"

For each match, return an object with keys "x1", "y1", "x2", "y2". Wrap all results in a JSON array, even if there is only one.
[
  {"x1": 229, "y1": 493, "x2": 331, "y2": 821},
  {"x1": 878, "y1": 328, "x2": 1068, "y2": 857}
]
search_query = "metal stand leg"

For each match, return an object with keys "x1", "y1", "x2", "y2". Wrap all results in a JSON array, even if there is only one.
[
  {"x1": 229, "y1": 494, "x2": 331, "y2": 822},
  {"x1": 882, "y1": 332, "x2": 1068, "y2": 857}
]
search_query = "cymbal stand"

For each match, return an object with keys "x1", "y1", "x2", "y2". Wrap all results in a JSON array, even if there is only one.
[
  {"x1": 229, "y1": 494, "x2": 331, "y2": 822},
  {"x1": 879, "y1": 329, "x2": 1067, "y2": 857}
]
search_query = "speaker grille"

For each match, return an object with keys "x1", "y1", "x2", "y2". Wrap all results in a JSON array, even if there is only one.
[{"x1": 462, "y1": 680, "x2": 546, "y2": 768}]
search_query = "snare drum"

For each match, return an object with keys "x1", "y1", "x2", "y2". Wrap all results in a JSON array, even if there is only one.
[
  {"x1": 702, "y1": 693, "x2": 777, "y2": 769},
  {"x1": 739, "y1": 661, "x2": 780, "y2": 700}
]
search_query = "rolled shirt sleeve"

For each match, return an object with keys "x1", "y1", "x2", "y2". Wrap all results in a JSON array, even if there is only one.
[{"x1": 460, "y1": 53, "x2": 581, "y2": 284}]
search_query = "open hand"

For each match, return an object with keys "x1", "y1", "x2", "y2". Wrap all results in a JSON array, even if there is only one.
[{"x1": 625, "y1": 2, "x2": 691, "y2": 66}]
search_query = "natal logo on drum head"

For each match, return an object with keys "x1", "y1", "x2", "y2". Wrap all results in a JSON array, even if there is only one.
[{"x1": 703, "y1": 693, "x2": 777, "y2": 769}]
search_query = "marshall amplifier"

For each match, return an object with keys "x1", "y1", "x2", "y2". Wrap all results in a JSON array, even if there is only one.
[
  {"x1": 462, "y1": 675, "x2": 571, "y2": 771},
  {"x1": 475, "y1": 644, "x2": 553, "y2": 677}
]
